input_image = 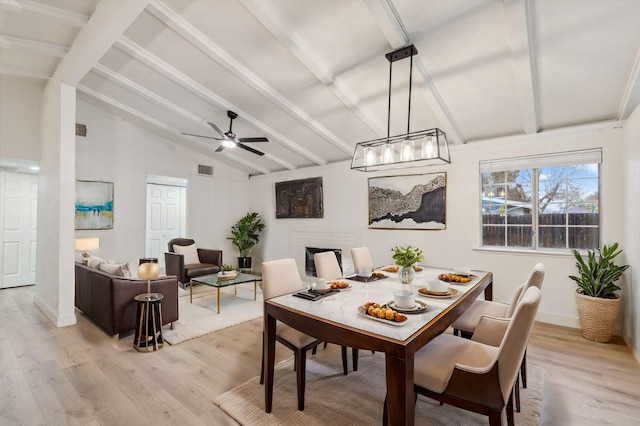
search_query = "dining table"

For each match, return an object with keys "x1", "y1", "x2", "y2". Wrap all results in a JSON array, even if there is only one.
[{"x1": 263, "y1": 266, "x2": 493, "y2": 425}]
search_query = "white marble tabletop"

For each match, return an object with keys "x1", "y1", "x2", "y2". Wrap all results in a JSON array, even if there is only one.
[{"x1": 269, "y1": 266, "x2": 489, "y2": 342}]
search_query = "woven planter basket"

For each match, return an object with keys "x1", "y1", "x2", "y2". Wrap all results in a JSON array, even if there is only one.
[{"x1": 575, "y1": 291, "x2": 620, "y2": 343}]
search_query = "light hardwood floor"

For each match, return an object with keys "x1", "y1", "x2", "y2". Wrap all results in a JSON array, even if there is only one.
[{"x1": 1, "y1": 286, "x2": 638, "y2": 425}]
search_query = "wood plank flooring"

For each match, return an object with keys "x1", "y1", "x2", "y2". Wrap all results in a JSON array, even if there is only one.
[{"x1": 1, "y1": 286, "x2": 638, "y2": 425}]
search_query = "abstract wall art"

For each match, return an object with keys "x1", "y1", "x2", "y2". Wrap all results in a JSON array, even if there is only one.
[
  {"x1": 75, "y1": 180, "x2": 114, "y2": 230},
  {"x1": 275, "y1": 177, "x2": 323, "y2": 219},
  {"x1": 368, "y1": 172, "x2": 446, "y2": 230}
]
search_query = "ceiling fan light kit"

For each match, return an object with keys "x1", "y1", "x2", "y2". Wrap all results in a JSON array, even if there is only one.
[
  {"x1": 351, "y1": 44, "x2": 451, "y2": 172},
  {"x1": 181, "y1": 110, "x2": 268, "y2": 156}
]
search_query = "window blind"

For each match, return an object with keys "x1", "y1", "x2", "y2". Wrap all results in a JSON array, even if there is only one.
[{"x1": 479, "y1": 148, "x2": 602, "y2": 173}]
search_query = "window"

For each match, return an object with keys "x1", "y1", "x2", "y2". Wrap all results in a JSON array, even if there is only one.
[{"x1": 480, "y1": 149, "x2": 601, "y2": 251}]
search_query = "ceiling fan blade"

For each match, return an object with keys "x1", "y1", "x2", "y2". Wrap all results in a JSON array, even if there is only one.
[
  {"x1": 207, "y1": 121, "x2": 226, "y2": 138},
  {"x1": 237, "y1": 143, "x2": 265, "y2": 156},
  {"x1": 215, "y1": 145, "x2": 225, "y2": 152},
  {"x1": 181, "y1": 132, "x2": 222, "y2": 140},
  {"x1": 238, "y1": 137, "x2": 269, "y2": 143}
]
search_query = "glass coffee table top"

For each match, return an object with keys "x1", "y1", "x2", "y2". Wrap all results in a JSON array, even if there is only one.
[{"x1": 191, "y1": 272, "x2": 262, "y2": 288}]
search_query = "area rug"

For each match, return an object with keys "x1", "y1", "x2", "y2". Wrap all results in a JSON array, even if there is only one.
[
  {"x1": 214, "y1": 350, "x2": 544, "y2": 425},
  {"x1": 162, "y1": 284, "x2": 263, "y2": 345}
]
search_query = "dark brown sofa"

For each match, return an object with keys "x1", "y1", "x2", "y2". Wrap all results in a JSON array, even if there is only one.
[
  {"x1": 75, "y1": 262, "x2": 179, "y2": 341},
  {"x1": 165, "y1": 238, "x2": 222, "y2": 286}
]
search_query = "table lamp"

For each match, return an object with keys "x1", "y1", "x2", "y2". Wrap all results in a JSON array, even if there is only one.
[
  {"x1": 75, "y1": 237, "x2": 100, "y2": 263},
  {"x1": 138, "y1": 259, "x2": 160, "y2": 295}
]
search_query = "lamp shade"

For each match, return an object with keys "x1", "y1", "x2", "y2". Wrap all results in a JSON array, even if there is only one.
[
  {"x1": 138, "y1": 262, "x2": 160, "y2": 280},
  {"x1": 75, "y1": 237, "x2": 100, "y2": 251}
]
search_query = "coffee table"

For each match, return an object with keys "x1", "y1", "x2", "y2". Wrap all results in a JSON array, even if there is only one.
[{"x1": 190, "y1": 272, "x2": 262, "y2": 314}]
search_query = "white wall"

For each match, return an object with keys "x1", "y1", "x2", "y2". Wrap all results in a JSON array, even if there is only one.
[
  {"x1": 249, "y1": 125, "x2": 626, "y2": 331},
  {"x1": 622, "y1": 104, "x2": 640, "y2": 362},
  {"x1": 75, "y1": 105, "x2": 251, "y2": 270},
  {"x1": 0, "y1": 76, "x2": 43, "y2": 162}
]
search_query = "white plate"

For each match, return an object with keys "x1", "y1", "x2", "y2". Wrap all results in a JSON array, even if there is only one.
[
  {"x1": 358, "y1": 310, "x2": 407, "y2": 326},
  {"x1": 417, "y1": 288, "x2": 460, "y2": 299},
  {"x1": 387, "y1": 300, "x2": 429, "y2": 313}
]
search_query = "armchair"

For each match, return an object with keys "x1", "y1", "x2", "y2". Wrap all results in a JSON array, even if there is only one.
[{"x1": 165, "y1": 238, "x2": 222, "y2": 286}]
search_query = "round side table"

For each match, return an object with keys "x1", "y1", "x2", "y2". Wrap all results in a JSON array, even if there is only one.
[{"x1": 133, "y1": 293, "x2": 164, "y2": 352}]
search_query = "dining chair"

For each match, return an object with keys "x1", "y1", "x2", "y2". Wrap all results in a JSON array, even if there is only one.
[
  {"x1": 259, "y1": 258, "x2": 347, "y2": 411},
  {"x1": 351, "y1": 247, "x2": 375, "y2": 273},
  {"x1": 451, "y1": 262, "x2": 545, "y2": 410},
  {"x1": 383, "y1": 286, "x2": 541, "y2": 426},
  {"x1": 313, "y1": 251, "x2": 359, "y2": 373}
]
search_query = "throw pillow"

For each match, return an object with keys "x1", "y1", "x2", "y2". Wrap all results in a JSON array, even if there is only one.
[
  {"x1": 174, "y1": 243, "x2": 200, "y2": 265},
  {"x1": 87, "y1": 255, "x2": 107, "y2": 269},
  {"x1": 99, "y1": 262, "x2": 131, "y2": 277}
]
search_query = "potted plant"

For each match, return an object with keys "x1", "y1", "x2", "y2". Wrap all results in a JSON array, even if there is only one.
[
  {"x1": 391, "y1": 245, "x2": 424, "y2": 284},
  {"x1": 569, "y1": 242, "x2": 629, "y2": 342},
  {"x1": 231, "y1": 212, "x2": 265, "y2": 271},
  {"x1": 219, "y1": 264, "x2": 236, "y2": 277}
]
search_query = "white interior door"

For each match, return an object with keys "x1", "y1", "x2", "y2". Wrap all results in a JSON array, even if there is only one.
[
  {"x1": 146, "y1": 183, "x2": 185, "y2": 268},
  {"x1": 0, "y1": 171, "x2": 38, "y2": 288}
]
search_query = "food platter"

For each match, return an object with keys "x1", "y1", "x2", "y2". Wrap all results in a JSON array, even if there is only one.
[
  {"x1": 417, "y1": 288, "x2": 460, "y2": 299},
  {"x1": 387, "y1": 300, "x2": 429, "y2": 314},
  {"x1": 358, "y1": 302, "x2": 408, "y2": 325},
  {"x1": 328, "y1": 280, "x2": 351, "y2": 290},
  {"x1": 358, "y1": 311, "x2": 407, "y2": 326}
]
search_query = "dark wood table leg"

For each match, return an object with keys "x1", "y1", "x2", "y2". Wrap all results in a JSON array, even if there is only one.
[
  {"x1": 385, "y1": 353, "x2": 415, "y2": 425},
  {"x1": 484, "y1": 279, "x2": 493, "y2": 301},
  {"x1": 264, "y1": 310, "x2": 277, "y2": 413}
]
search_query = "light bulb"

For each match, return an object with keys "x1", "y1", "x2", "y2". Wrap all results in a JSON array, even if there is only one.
[
  {"x1": 422, "y1": 136, "x2": 436, "y2": 158},
  {"x1": 383, "y1": 143, "x2": 394, "y2": 164},
  {"x1": 401, "y1": 139, "x2": 414, "y2": 161},
  {"x1": 365, "y1": 147, "x2": 375, "y2": 166}
]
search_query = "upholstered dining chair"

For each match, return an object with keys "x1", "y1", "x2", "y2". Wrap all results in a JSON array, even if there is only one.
[
  {"x1": 351, "y1": 247, "x2": 375, "y2": 273},
  {"x1": 259, "y1": 258, "x2": 347, "y2": 411},
  {"x1": 384, "y1": 286, "x2": 541, "y2": 426},
  {"x1": 452, "y1": 263, "x2": 545, "y2": 411},
  {"x1": 313, "y1": 251, "x2": 359, "y2": 373}
]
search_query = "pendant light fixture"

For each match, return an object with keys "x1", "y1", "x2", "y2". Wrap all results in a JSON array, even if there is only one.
[{"x1": 351, "y1": 44, "x2": 451, "y2": 171}]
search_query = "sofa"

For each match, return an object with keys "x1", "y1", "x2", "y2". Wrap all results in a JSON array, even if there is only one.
[
  {"x1": 74, "y1": 262, "x2": 179, "y2": 341},
  {"x1": 165, "y1": 238, "x2": 223, "y2": 286}
]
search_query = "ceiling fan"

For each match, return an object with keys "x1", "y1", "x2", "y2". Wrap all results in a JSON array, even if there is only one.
[{"x1": 181, "y1": 110, "x2": 268, "y2": 156}]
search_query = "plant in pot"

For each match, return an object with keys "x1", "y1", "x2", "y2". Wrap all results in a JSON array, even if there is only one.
[
  {"x1": 231, "y1": 212, "x2": 265, "y2": 271},
  {"x1": 391, "y1": 245, "x2": 424, "y2": 284},
  {"x1": 569, "y1": 242, "x2": 629, "y2": 343}
]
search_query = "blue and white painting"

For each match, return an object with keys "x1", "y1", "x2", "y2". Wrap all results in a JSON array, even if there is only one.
[{"x1": 75, "y1": 180, "x2": 113, "y2": 230}]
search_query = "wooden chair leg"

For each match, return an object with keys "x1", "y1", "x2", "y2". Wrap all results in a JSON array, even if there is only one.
[
  {"x1": 506, "y1": 386, "x2": 515, "y2": 426},
  {"x1": 382, "y1": 394, "x2": 388, "y2": 426},
  {"x1": 514, "y1": 374, "x2": 521, "y2": 412},
  {"x1": 520, "y1": 350, "x2": 527, "y2": 388},
  {"x1": 260, "y1": 332, "x2": 264, "y2": 385},
  {"x1": 453, "y1": 328, "x2": 459, "y2": 336},
  {"x1": 323, "y1": 341, "x2": 328, "y2": 349},
  {"x1": 352, "y1": 348, "x2": 359, "y2": 371}
]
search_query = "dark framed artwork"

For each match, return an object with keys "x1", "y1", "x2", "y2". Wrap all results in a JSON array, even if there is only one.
[
  {"x1": 275, "y1": 177, "x2": 324, "y2": 219},
  {"x1": 75, "y1": 180, "x2": 114, "y2": 230},
  {"x1": 368, "y1": 172, "x2": 446, "y2": 230}
]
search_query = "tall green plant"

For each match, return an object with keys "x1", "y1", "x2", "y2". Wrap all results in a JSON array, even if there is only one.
[
  {"x1": 231, "y1": 212, "x2": 265, "y2": 258},
  {"x1": 569, "y1": 243, "x2": 629, "y2": 298}
]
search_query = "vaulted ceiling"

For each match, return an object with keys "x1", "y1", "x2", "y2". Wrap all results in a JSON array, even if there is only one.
[{"x1": 2, "y1": 0, "x2": 640, "y2": 176}]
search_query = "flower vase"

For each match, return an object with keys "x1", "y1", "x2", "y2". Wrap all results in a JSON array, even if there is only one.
[{"x1": 398, "y1": 265, "x2": 415, "y2": 284}]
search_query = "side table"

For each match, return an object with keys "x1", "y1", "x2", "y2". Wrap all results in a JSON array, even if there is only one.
[{"x1": 133, "y1": 293, "x2": 164, "y2": 352}]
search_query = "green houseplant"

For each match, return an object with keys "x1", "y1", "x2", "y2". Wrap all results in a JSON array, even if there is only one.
[
  {"x1": 231, "y1": 212, "x2": 265, "y2": 270},
  {"x1": 569, "y1": 243, "x2": 629, "y2": 342},
  {"x1": 391, "y1": 246, "x2": 424, "y2": 284}
]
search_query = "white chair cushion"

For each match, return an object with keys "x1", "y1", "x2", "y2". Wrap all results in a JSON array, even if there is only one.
[
  {"x1": 174, "y1": 243, "x2": 200, "y2": 265},
  {"x1": 452, "y1": 299, "x2": 509, "y2": 333},
  {"x1": 414, "y1": 334, "x2": 498, "y2": 393},
  {"x1": 277, "y1": 323, "x2": 318, "y2": 348}
]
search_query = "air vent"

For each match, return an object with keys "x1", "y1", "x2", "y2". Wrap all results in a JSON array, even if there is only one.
[
  {"x1": 198, "y1": 164, "x2": 214, "y2": 176},
  {"x1": 76, "y1": 123, "x2": 87, "y2": 137}
]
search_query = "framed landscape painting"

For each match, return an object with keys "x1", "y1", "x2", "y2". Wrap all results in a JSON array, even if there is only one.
[
  {"x1": 275, "y1": 177, "x2": 324, "y2": 218},
  {"x1": 368, "y1": 172, "x2": 446, "y2": 230},
  {"x1": 75, "y1": 180, "x2": 114, "y2": 230}
]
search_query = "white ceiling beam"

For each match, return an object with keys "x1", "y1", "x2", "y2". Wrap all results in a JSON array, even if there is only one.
[
  {"x1": 0, "y1": 63, "x2": 52, "y2": 79},
  {"x1": 238, "y1": 0, "x2": 385, "y2": 137},
  {"x1": 115, "y1": 36, "x2": 326, "y2": 167},
  {"x1": 148, "y1": 1, "x2": 352, "y2": 155},
  {"x1": 49, "y1": 0, "x2": 150, "y2": 88},
  {"x1": 366, "y1": 0, "x2": 466, "y2": 144},
  {"x1": 503, "y1": 0, "x2": 539, "y2": 135},
  {"x1": 85, "y1": 64, "x2": 296, "y2": 173},
  {"x1": 617, "y1": 46, "x2": 640, "y2": 120},
  {"x1": 0, "y1": 0, "x2": 88, "y2": 27},
  {"x1": 0, "y1": 33, "x2": 69, "y2": 57}
]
